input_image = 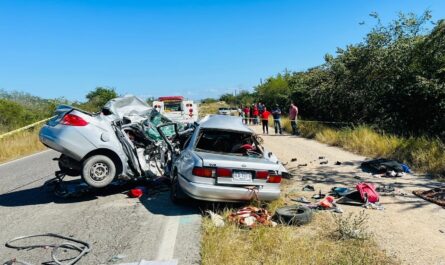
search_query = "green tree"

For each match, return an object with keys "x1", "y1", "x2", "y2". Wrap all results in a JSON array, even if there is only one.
[{"x1": 82, "y1": 87, "x2": 118, "y2": 112}]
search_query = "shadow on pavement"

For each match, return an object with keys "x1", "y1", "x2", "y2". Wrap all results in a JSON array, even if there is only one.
[{"x1": 0, "y1": 176, "x2": 245, "y2": 219}]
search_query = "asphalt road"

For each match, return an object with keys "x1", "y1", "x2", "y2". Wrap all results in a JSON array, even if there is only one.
[{"x1": 0, "y1": 150, "x2": 201, "y2": 264}]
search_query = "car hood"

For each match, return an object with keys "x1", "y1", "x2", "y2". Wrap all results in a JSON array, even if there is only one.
[{"x1": 102, "y1": 95, "x2": 152, "y2": 119}]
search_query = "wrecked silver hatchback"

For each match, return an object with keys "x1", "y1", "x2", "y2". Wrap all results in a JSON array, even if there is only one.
[{"x1": 40, "y1": 95, "x2": 189, "y2": 188}]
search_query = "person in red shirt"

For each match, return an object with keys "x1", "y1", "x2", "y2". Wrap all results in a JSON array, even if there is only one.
[
  {"x1": 243, "y1": 106, "x2": 250, "y2": 124},
  {"x1": 253, "y1": 104, "x2": 259, "y2": 125},
  {"x1": 261, "y1": 107, "x2": 271, "y2": 134}
]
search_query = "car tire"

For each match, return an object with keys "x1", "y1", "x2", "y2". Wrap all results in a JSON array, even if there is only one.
[
  {"x1": 58, "y1": 155, "x2": 81, "y2": 176},
  {"x1": 170, "y1": 171, "x2": 188, "y2": 204},
  {"x1": 82, "y1": 155, "x2": 116, "y2": 188},
  {"x1": 275, "y1": 205, "x2": 312, "y2": 225}
]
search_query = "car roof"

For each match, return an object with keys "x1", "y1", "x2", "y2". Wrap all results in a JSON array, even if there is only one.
[{"x1": 199, "y1": 115, "x2": 252, "y2": 133}]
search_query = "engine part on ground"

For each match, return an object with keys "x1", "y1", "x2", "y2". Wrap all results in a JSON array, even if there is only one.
[
  {"x1": 275, "y1": 205, "x2": 312, "y2": 225},
  {"x1": 4, "y1": 233, "x2": 90, "y2": 265}
]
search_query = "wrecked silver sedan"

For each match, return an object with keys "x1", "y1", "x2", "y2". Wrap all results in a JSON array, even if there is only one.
[{"x1": 168, "y1": 115, "x2": 286, "y2": 202}]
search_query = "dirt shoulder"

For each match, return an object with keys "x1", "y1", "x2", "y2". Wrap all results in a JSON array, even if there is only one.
[{"x1": 252, "y1": 126, "x2": 445, "y2": 265}]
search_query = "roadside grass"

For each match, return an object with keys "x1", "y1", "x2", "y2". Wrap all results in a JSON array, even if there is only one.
[
  {"x1": 202, "y1": 199, "x2": 396, "y2": 265},
  {"x1": 0, "y1": 127, "x2": 46, "y2": 163},
  {"x1": 278, "y1": 117, "x2": 445, "y2": 177}
]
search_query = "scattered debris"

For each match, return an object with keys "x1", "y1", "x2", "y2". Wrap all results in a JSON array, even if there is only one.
[
  {"x1": 361, "y1": 158, "x2": 409, "y2": 174},
  {"x1": 302, "y1": 185, "x2": 315, "y2": 191},
  {"x1": 312, "y1": 191, "x2": 326, "y2": 199},
  {"x1": 275, "y1": 205, "x2": 312, "y2": 225},
  {"x1": 291, "y1": 197, "x2": 310, "y2": 203},
  {"x1": 331, "y1": 187, "x2": 351, "y2": 197},
  {"x1": 298, "y1": 163, "x2": 308, "y2": 167},
  {"x1": 363, "y1": 201, "x2": 384, "y2": 210},
  {"x1": 376, "y1": 184, "x2": 395, "y2": 193},
  {"x1": 413, "y1": 188, "x2": 445, "y2": 207},
  {"x1": 128, "y1": 187, "x2": 145, "y2": 198},
  {"x1": 357, "y1": 183, "x2": 380, "y2": 203},
  {"x1": 206, "y1": 210, "x2": 225, "y2": 227},
  {"x1": 228, "y1": 206, "x2": 276, "y2": 228},
  {"x1": 4, "y1": 233, "x2": 90, "y2": 265},
  {"x1": 319, "y1": 160, "x2": 328, "y2": 165},
  {"x1": 318, "y1": 156, "x2": 325, "y2": 160},
  {"x1": 319, "y1": 196, "x2": 335, "y2": 208},
  {"x1": 291, "y1": 158, "x2": 297, "y2": 162},
  {"x1": 109, "y1": 254, "x2": 127, "y2": 263}
]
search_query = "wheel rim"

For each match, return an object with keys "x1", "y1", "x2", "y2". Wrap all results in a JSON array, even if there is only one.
[{"x1": 89, "y1": 162, "x2": 110, "y2": 181}]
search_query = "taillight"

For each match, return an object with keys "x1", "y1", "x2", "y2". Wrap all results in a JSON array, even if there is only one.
[
  {"x1": 267, "y1": 175, "x2": 282, "y2": 183},
  {"x1": 256, "y1": 171, "x2": 269, "y2": 179},
  {"x1": 216, "y1": 168, "x2": 232, "y2": 177},
  {"x1": 61, "y1": 114, "x2": 88, "y2": 126},
  {"x1": 192, "y1": 167, "x2": 214, "y2": 178}
]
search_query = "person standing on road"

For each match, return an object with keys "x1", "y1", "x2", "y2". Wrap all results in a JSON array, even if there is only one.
[
  {"x1": 253, "y1": 104, "x2": 259, "y2": 125},
  {"x1": 289, "y1": 102, "x2": 299, "y2": 135},
  {"x1": 261, "y1": 107, "x2": 271, "y2": 134},
  {"x1": 243, "y1": 105, "x2": 250, "y2": 125},
  {"x1": 258, "y1": 102, "x2": 264, "y2": 115},
  {"x1": 272, "y1": 104, "x2": 282, "y2": 134}
]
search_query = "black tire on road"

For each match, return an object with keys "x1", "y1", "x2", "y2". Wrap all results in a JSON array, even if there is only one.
[
  {"x1": 275, "y1": 205, "x2": 312, "y2": 225},
  {"x1": 82, "y1": 155, "x2": 116, "y2": 188}
]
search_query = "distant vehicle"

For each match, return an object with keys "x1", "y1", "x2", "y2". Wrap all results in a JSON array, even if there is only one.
[
  {"x1": 217, "y1": 107, "x2": 231, "y2": 115},
  {"x1": 152, "y1": 96, "x2": 198, "y2": 124},
  {"x1": 167, "y1": 115, "x2": 287, "y2": 202}
]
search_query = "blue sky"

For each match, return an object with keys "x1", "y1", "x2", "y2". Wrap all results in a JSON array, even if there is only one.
[{"x1": 1, "y1": 0, "x2": 444, "y2": 101}]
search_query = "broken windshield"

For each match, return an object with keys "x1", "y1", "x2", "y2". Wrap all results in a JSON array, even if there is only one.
[
  {"x1": 143, "y1": 110, "x2": 183, "y2": 141},
  {"x1": 195, "y1": 129, "x2": 262, "y2": 156}
]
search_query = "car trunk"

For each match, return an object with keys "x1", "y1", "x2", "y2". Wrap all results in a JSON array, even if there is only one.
[{"x1": 195, "y1": 151, "x2": 280, "y2": 186}]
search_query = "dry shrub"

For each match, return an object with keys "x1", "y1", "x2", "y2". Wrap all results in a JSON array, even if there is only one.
[
  {"x1": 0, "y1": 127, "x2": 46, "y2": 163},
  {"x1": 332, "y1": 210, "x2": 370, "y2": 240}
]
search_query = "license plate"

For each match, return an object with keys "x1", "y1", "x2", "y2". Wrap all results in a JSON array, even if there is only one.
[{"x1": 232, "y1": 171, "x2": 252, "y2": 182}]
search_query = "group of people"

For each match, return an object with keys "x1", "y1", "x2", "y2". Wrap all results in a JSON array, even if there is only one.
[{"x1": 238, "y1": 102, "x2": 299, "y2": 135}]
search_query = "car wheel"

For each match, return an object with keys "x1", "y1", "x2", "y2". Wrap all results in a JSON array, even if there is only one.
[
  {"x1": 275, "y1": 205, "x2": 312, "y2": 225},
  {"x1": 82, "y1": 155, "x2": 116, "y2": 188},
  {"x1": 58, "y1": 155, "x2": 81, "y2": 176},
  {"x1": 170, "y1": 172, "x2": 187, "y2": 204}
]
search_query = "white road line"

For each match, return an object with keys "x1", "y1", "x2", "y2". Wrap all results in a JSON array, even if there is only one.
[
  {"x1": 0, "y1": 149, "x2": 52, "y2": 167},
  {"x1": 155, "y1": 216, "x2": 180, "y2": 261}
]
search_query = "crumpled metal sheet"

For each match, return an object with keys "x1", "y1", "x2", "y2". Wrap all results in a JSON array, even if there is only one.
[{"x1": 103, "y1": 95, "x2": 152, "y2": 119}]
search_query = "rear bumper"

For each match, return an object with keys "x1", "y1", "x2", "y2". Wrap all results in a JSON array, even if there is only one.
[
  {"x1": 179, "y1": 175, "x2": 280, "y2": 202},
  {"x1": 39, "y1": 125, "x2": 95, "y2": 161}
]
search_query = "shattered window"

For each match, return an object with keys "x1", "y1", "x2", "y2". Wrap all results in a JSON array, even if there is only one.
[{"x1": 195, "y1": 129, "x2": 259, "y2": 155}]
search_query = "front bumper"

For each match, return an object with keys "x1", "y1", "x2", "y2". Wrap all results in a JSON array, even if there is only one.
[{"x1": 178, "y1": 175, "x2": 280, "y2": 202}]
